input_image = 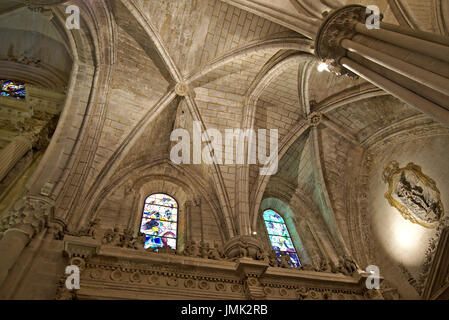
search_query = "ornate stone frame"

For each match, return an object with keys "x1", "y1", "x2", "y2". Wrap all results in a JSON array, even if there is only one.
[{"x1": 382, "y1": 161, "x2": 444, "y2": 228}]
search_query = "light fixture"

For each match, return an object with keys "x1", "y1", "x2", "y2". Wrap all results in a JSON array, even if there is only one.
[{"x1": 317, "y1": 62, "x2": 330, "y2": 73}]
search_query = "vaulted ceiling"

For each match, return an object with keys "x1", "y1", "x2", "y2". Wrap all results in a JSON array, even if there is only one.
[{"x1": 1, "y1": 0, "x2": 448, "y2": 299}]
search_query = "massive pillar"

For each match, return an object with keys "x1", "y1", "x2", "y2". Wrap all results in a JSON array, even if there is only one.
[
  {"x1": 0, "y1": 136, "x2": 33, "y2": 183},
  {"x1": 0, "y1": 225, "x2": 35, "y2": 287},
  {"x1": 0, "y1": 196, "x2": 54, "y2": 287},
  {"x1": 315, "y1": 5, "x2": 449, "y2": 126}
]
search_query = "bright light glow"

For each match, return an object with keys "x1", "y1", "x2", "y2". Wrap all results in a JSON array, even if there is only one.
[
  {"x1": 252, "y1": 231, "x2": 257, "y2": 235},
  {"x1": 384, "y1": 212, "x2": 433, "y2": 266},
  {"x1": 317, "y1": 62, "x2": 330, "y2": 72},
  {"x1": 393, "y1": 220, "x2": 422, "y2": 251}
]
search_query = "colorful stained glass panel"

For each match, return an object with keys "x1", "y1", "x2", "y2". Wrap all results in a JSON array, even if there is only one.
[
  {"x1": 268, "y1": 235, "x2": 295, "y2": 252},
  {"x1": 0, "y1": 80, "x2": 25, "y2": 99},
  {"x1": 145, "y1": 193, "x2": 177, "y2": 208},
  {"x1": 263, "y1": 209, "x2": 301, "y2": 267},
  {"x1": 263, "y1": 210, "x2": 284, "y2": 223},
  {"x1": 264, "y1": 220, "x2": 290, "y2": 237},
  {"x1": 140, "y1": 193, "x2": 178, "y2": 250},
  {"x1": 143, "y1": 204, "x2": 177, "y2": 222},
  {"x1": 141, "y1": 219, "x2": 177, "y2": 238},
  {"x1": 288, "y1": 253, "x2": 301, "y2": 268},
  {"x1": 144, "y1": 236, "x2": 177, "y2": 249}
]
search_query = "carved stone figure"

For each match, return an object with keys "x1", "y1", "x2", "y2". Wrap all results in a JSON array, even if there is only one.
[
  {"x1": 102, "y1": 227, "x2": 121, "y2": 246},
  {"x1": 319, "y1": 259, "x2": 333, "y2": 273},
  {"x1": 342, "y1": 255, "x2": 358, "y2": 275},
  {"x1": 200, "y1": 242, "x2": 209, "y2": 259},
  {"x1": 279, "y1": 252, "x2": 291, "y2": 268},
  {"x1": 268, "y1": 250, "x2": 280, "y2": 267},
  {"x1": 133, "y1": 232, "x2": 147, "y2": 250},
  {"x1": 256, "y1": 249, "x2": 270, "y2": 263},
  {"x1": 189, "y1": 240, "x2": 201, "y2": 257},
  {"x1": 214, "y1": 243, "x2": 225, "y2": 259},
  {"x1": 120, "y1": 228, "x2": 134, "y2": 248},
  {"x1": 237, "y1": 240, "x2": 249, "y2": 258},
  {"x1": 208, "y1": 243, "x2": 223, "y2": 260},
  {"x1": 183, "y1": 240, "x2": 193, "y2": 256},
  {"x1": 78, "y1": 218, "x2": 101, "y2": 239}
]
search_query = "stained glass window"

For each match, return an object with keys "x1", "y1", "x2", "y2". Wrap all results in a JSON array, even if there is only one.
[
  {"x1": 140, "y1": 193, "x2": 178, "y2": 250},
  {"x1": 0, "y1": 80, "x2": 26, "y2": 99},
  {"x1": 263, "y1": 209, "x2": 300, "y2": 267}
]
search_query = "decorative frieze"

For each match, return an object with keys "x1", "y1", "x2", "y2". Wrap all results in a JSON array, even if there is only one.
[{"x1": 57, "y1": 234, "x2": 384, "y2": 300}]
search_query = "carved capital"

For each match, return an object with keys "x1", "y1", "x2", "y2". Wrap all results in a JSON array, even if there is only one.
[
  {"x1": 193, "y1": 196, "x2": 202, "y2": 207},
  {"x1": 0, "y1": 195, "x2": 54, "y2": 237},
  {"x1": 315, "y1": 5, "x2": 367, "y2": 78}
]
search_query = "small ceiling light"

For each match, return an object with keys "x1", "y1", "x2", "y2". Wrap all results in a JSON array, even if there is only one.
[
  {"x1": 252, "y1": 231, "x2": 257, "y2": 235},
  {"x1": 317, "y1": 62, "x2": 330, "y2": 73}
]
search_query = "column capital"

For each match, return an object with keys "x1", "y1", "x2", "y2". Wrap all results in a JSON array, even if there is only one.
[
  {"x1": 315, "y1": 5, "x2": 367, "y2": 78},
  {"x1": 0, "y1": 195, "x2": 55, "y2": 237},
  {"x1": 184, "y1": 200, "x2": 192, "y2": 209},
  {"x1": 193, "y1": 196, "x2": 202, "y2": 207}
]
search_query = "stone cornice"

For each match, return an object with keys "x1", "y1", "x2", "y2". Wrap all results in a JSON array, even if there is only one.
[{"x1": 61, "y1": 235, "x2": 378, "y2": 300}]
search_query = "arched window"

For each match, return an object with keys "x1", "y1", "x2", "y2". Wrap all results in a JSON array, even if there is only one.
[
  {"x1": 140, "y1": 193, "x2": 178, "y2": 250},
  {"x1": 263, "y1": 209, "x2": 300, "y2": 267},
  {"x1": 0, "y1": 80, "x2": 25, "y2": 99}
]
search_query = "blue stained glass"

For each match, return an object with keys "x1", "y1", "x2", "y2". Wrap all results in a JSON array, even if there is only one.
[
  {"x1": 143, "y1": 204, "x2": 177, "y2": 222},
  {"x1": 0, "y1": 80, "x2": 25, "y2": 99},
  {"x1": 268, "y1": 235, "x2": 295, "y2": 252},
  {"x1": 263, "y1": 209, "x2": 301, "y2": 267},
  {"x1": 140, "y1": 194, "x2": 178, "y2": 250},
  {"x1": 263, "y1": 210, "x2": 284, "y2": 223},
  {"x1": 145, "y1": 193, "x2": 177, "y2": 208},
  {"x1": 264, "y1": 220, "x2": 289, "y2": 237}
]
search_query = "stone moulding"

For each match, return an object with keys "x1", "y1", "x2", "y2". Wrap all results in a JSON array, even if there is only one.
[{"x1": 60, "y1": 236, "x2": 377, "y2": 300}]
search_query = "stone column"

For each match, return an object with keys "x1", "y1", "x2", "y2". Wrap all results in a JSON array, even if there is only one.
[
  {"x1": 194, "y1": 197, "x2": 204, "y2": 244},
  {"x1": 0, "y1": 136, "x2": 33, "y2": 182},
  {"x1": 0, "y1": 196, "x2": 54, "y2": 287},
  {"x1": 315, "y1": 5, "x2": 449, "y2": 126},
  {"x1": 184, "y1": 200, "x2": 192, "y2": 245},
  {"x1": 0, "y1": 225, "x2": 34, "y2": 287}
]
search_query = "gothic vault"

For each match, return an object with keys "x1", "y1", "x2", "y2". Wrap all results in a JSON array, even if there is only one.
[{"x1": 0, "y1": 0, "x2": 449, "y2": 300}]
